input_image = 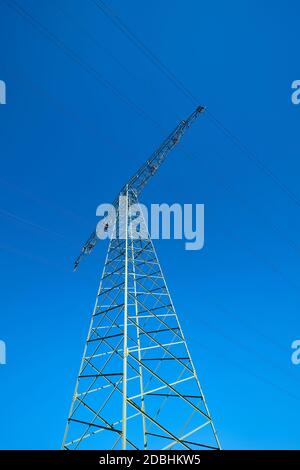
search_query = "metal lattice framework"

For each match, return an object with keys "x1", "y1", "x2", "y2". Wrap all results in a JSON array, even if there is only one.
[{"x1": 62, "y1": 107, "x2": 221, "y2": 450}]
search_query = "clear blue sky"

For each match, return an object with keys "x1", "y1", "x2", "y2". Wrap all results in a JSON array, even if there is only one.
[{"x1": 0, "y1": 0, "x2": 299, "y2": 449}]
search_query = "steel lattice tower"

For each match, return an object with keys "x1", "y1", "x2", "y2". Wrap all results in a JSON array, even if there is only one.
[{"x1": 62, "y1": 107, "x2": 221, "y2": 450}]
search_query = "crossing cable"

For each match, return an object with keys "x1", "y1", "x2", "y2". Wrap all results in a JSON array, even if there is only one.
[
  {"x1": 2, "y1": 0, "x2": 296, "y2": 348},
  {"x1": 52, "y1": 0, "x2": 165, "y2": 103},
  {"x1": 5, "y1": 0, "x2": 300, "y2": 267},
  {"x1": 91, "y1": 0, "x2": 199, "y2": 104},
  {"x1": 92, "y1": 0, "x2": 300, "y2": 209},
  {"x1": 0, "y1": 207, "x2": 73, "y2": 244},
  {"x1": 4, "y1": 0, "x2": 300, "y2": 409},
  {"x1": 64, "y1": 0, "x2": 300, "y2": 285},
  {"x1": 196, "y1": 337, "x2": 300, "y2": 405},
  {"x1": 2, "y1": 0, "x2": 162, "y2": 131}
]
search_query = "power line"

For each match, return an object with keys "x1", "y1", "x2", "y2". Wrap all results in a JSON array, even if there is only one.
[
  {"x1": 6, "y1": 0, "x2": 300, "y2": 265},
  {"x1": 3, "y1": 0, "x2": 298, "y2": 400},
  {"x1": 51, "y1": 0, "x2": 300, "y2": 267},
  {"x1": 0, "y1": 243, "x2": 70, "y2": 273},
  {"x1": 0, "y1": 207, "x2": 72, "y2": 243},
  {"x1": 3, "y1": 0, "x2": 298, "y2": 288},
  {"x1": 0, "y1": 176, "x2": 88, "y2": 225},
  {"x1": 205, "y1": 111, "x2": 300, "y2": 209},
  {"x1": 48, "y1": 0, "x2": 300, "y2": 267},
  {"x1": 196, "y1": 338, "x2": 300, "y2": 405},
  {"x1": 93, "y1": 0, "x2": 300, "y2": 209},
  {"x1": 53, "y1": 0, "x2": 147, "y2": 92},
  {"x1": 197, "y1": 316, "x2": 297, "y2": 386},
  {"x1": 2, "y1": 0, "x2": 162, "y2": 131},
  {"x1": 52, "y1": 0, "x2": 182, "y2": 123},
  {"x1": 91, "y1": 0, "x2": 199, "y2": 105},
  {"x1": 182, "y1": 148, "x2": 300, "y2": 257}
]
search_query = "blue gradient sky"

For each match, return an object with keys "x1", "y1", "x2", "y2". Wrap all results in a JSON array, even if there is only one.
[{"x1": 0, "y1": 0, "x2": 299, "y2": 449}]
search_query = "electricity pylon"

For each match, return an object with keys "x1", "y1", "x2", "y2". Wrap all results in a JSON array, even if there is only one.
[{"x1": 62, "y1": 107, "x2": 221, "y2": 450}]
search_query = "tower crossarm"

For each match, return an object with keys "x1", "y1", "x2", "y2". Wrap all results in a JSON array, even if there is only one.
[
  {"x1": 121, "y1": 105, "x2": 205, "y2": 197},
  {"x1": 73, "y1": 105, "x2": 205, "y2": 270}
]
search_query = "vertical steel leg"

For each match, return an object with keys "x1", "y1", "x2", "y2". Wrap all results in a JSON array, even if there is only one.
[
  {"x1": 122, "y1": 187, "x2": 129, "y2": 450},
  {"x1": 130, "y1": 222, "x2": 147, "y2": 449}
]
